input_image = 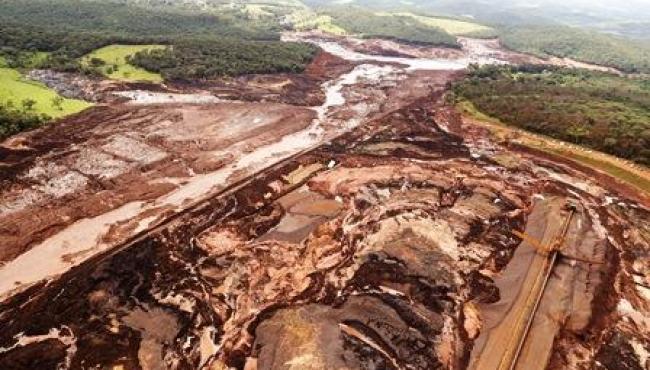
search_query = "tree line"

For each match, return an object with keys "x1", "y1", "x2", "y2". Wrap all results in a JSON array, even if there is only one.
[{"x1": 127, "y1": 39, "x2": 318, "y2": 80}]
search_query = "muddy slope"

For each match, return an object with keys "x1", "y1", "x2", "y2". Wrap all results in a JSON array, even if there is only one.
[
  {"x1": 0, "y1": 36, "x2": 648, "y2": 370},
  {"x1": 1, "y1": 88, "x2": 648, "y2": 369}
]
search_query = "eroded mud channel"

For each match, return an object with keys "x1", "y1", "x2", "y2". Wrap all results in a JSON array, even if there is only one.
[{"x1": 0, "y1": 36, "x2": 649, "y2": 370}]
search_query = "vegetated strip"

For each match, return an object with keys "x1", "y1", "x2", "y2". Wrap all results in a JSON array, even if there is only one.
[
  {"x1": 498, "y1": 25, "x2": 650, "y2": 74},
  {"x1": 127, "y1": 39, "x2": 318, "y2": 81},
  {"x1": 320, "y1": 6, "x2": 460, "y2": 48},
  {"x1": 394, "y1": 12, "x2": 498, "y2": 38},
  {"x1": 0, "y1": 67, "x2": 92, "y2": 140},
  {"x1": 454, "y1": 64, "x2": 650, "y2": 166},
  {"x1": 457, "y1": 100, "x2": 650, "y2": 196}
]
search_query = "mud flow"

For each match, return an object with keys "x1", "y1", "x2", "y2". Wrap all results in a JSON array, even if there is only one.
[{"x1": 0, "y1": 34, "x2": 648, "y2": 370}]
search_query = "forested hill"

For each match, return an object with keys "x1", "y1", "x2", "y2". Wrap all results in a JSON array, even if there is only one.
[
  {"x1": 0, "y1": 0, "x2": 317, "y2": 139},
  {"x1": 0, "y1": 0, "x2": 315, "y2": 75},
  {"x1": 454, "y1": 65, "x2": 650, "y2": 165},
  {"x1": 0, "y1": 0, "x2": 282, "y2": 70},
  {"x1": 500, "y1": 26, "x2": 650, "y2": 74},
  {"x1": 0, "y1": 0, "x2": 278, "y2": 41},
  {"x1": 118, "y1": 0, "x2": 307, "y2": 13},
  {"x1": 319, "y1": 7, "x2": 460, "y2": 48},
  {"x1": 303, "y1": 0, "x2": 650, "y2": 38}
]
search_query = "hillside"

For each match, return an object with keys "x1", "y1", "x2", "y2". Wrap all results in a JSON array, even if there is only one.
[
  {"x1": 319, "y1": 7, "x2": 460, "y2": 47},
  {"x1": 0, "y1": 0, "x2": 318, "y2": 136},
  {"x1": 303, "y1": 0, "x2": 650, "y2": 32},
  {"x1": 454, "y1": 65, "x2": 650, "y2": 165},
  {"x1": 500, "y1": 25, "x2": 650, "y2": 74}
]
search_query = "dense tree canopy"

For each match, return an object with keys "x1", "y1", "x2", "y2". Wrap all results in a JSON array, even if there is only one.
[
  {"x1": 322, "y1": 7, "x2": 460, "y2": 48},
  {"x1": 0, "y1": 0, "x2": 277, "y2": 41},
  {"x1": 0, "y1": 0, "x2": 319, "y2": 78},
  {"x1": 128, "y1": 39, "x2": 318, "y2": 80},
  {"x1": 454, "y1": 65, "x2": 650, "y2": 165},
  {"x1": 0, "y1": 0, "x2": 285, "y2": 71},
  {"x1": 499, "y1": 26, "x2": 650, "y2": 74}
]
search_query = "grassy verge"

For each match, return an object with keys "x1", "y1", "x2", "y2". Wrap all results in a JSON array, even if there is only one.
[
  {"x1": 0, "y1": 51, "x2": 49, "y2": 69},
  {"x1": 458, "y1": 100, "x2": 650, "y2": 193},
  {"x1": 0, "y1": 67, "x2": 92, "y2": 118},
  {"x1": 82, "y1": 45, "x2": 165, "y2": 82}
]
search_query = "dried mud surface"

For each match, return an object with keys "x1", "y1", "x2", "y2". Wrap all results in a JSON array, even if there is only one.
[
  {"x1": 0, "y1": 103, "x2": 315, "y2": 263},
  {"x1": 0, "y1": 37, "x2": 648, "y2": 370},
  {"x1": 169, "y1": 51, "x2": 355, "y2": 107}
]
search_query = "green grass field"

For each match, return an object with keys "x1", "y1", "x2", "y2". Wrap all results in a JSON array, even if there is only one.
[
  {"x1": 82, "y1": 44, "x2": 166, "y2": 82},
  {"x1": 0, "y1": 67, "x2": 92, "y2": 118}
]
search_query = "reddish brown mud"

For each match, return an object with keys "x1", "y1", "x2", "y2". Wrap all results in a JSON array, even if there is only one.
[{"x1": 0, "y1": 37, "x2": 647, "y2": 370}]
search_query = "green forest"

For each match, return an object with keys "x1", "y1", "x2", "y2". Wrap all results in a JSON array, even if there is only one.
[
  {"x1": 0, "y1": 0, "x2": 291, "y2": 73},
  {"x1": 322, "y1": 7, "x2": 460, "y2": 47},
  {"x1": 128, "y1": 40, "x2": 317, "y2": 80},
  {"x1": 0, "y1": 0, "x2": 277, "y2": 40},
  {"x1": 0, "y1": 0, "x2": 319, "y2": 137},
  {"x1": 454, "y1": 65, "x2": 650, "y2": 165},
  {"x1": 500, "y1": 26, "x2": 650, "y2": 74}
]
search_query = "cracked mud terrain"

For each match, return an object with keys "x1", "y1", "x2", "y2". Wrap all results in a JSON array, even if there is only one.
[{"x1": 0, "y1": 34, "x2": 649, "y2": 370}]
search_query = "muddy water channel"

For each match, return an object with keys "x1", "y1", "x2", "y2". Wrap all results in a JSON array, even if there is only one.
[{"x1": 0, "y1": 36, "x2": 649, "y2": 370}]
